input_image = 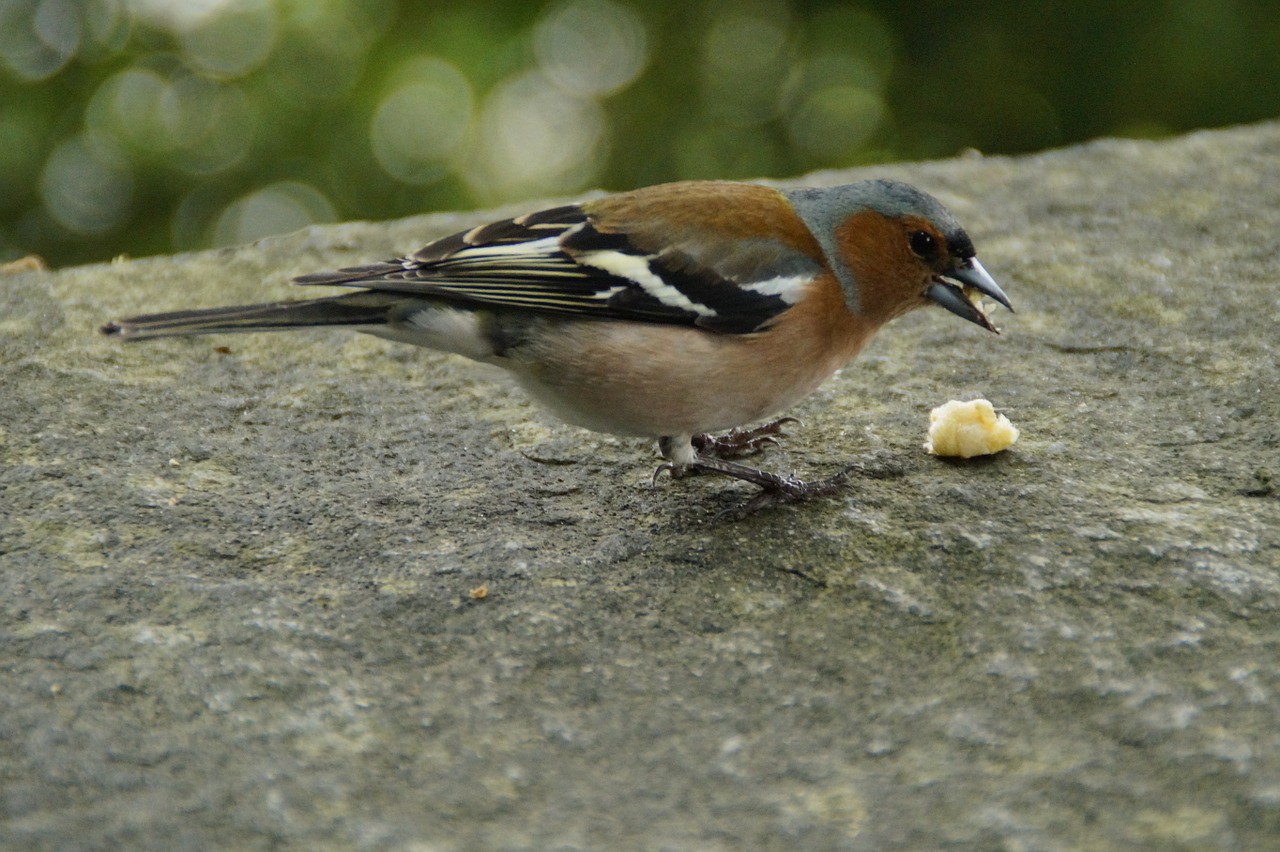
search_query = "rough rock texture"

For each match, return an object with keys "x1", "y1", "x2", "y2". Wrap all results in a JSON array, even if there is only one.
[{"x1": 3, "y1": 123, "x2": 1279, "y2": 850}]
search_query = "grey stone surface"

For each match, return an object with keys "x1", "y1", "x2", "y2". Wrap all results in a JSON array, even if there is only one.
[{"x1": 3, "y1": 122, "x2": 1279, "y2": 850}]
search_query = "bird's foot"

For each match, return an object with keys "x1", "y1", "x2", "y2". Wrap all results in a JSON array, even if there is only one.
[
  {"x1": 694, "y1": 456, "x2": 849, "y2": 519},
  {"x1": 653, "y1": 450, "x2": 849, "y2": 519},
  {"x1": 691, "y1": 417, "x2": 801, "y2": 459}
]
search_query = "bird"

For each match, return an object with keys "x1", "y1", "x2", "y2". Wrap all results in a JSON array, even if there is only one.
[{"x1": 102, "y1": 179, "x2": 1011, "y2": 514}]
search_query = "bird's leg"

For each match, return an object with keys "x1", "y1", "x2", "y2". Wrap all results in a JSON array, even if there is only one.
[
  {"x1": 691, "y1": 417, "x2": 801, "y2": 459},
  {"x1": 653, "y1": 434, "x2": 848, "y2": 517},
  {"x1": 689, "y1": 455, "x2": 849, "y2": 517},
  {"x1": 653, "y1": 435, "x2": 700, "y2": 481}
]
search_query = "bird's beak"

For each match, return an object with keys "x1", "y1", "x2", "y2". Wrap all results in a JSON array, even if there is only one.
[{"x1": 925, "y1": 257, "x2": 1012, "y2": 333}]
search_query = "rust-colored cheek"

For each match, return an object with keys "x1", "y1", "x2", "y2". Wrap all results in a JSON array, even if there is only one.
[{"x1": 834, "y1": 211, "x2": 929, "y2": 324}]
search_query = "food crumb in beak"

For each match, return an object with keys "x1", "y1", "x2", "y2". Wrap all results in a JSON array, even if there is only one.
[{"x1": 963, "y1": 286, "x2": 990, "y2": 320}]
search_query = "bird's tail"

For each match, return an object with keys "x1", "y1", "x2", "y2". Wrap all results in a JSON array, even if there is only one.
[{"x1": 100, "y1": 292, "x2": 397, "y2": 340}]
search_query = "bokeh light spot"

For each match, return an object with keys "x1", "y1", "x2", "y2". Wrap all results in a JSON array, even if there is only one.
[
  {"x1": 125, "y1": 0, "x2": 237, "y2": 31},
  {"x1": 87, "y1": 66, "x2": 170, "y2": 152},
  {"x1": 534, "y1": 0, "x2": 648, "y2": 97},
  {"x1": 84, "y1": 0, "x2": 130, "y2": 53},
  {"x1": 370, "y1": 57, "x2": 473, "y2": 186},
  {"x1": 86, "y1": 65, "x2": 256, "y2": 174},
  {"x1": 801, "y1": 7, "x2": 896, "y2": 85},
  {"x1": 177, "y1": 0, "x2": 277, "y2": 78},
  {"x1": 464, "y1": 70, "x2": 605, "y2": 200},
  {"x1": 0, "y1": 0, "x2": 83, "y2": 80},
  {"x1": 786, "y1": 85, "x2": 886, "y2": 162},
  {"x1": 266, "y1": 5, "x2": 374, "y2": 104},
  {"x1": 38, "y1": 132, "x2": 134, "y2": 234},
  {"x1": 701, "y1": 4, "x2": 794, "y2": 126},
  {"x1": 213, "y1": 181, "x2": 335, "y2": 247},
  {"x1": 165, "y1": 76, "x2": 256, "y2": 174},
  {"x1": 786, "y1": 52, "x2": 890, "y2": 107}
]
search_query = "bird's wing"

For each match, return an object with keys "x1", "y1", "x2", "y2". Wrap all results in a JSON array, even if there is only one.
[{"x1": 295, "y1": 196, "x2": 823, "y2": 334}]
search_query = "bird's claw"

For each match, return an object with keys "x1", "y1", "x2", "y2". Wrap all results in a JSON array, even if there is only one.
[
  {"x1": 692, "y1": 417, "x2": 803, "y2": 459},
  {"x1": 714, "y1": 471, "x2": 849, "y2": 520},
  {"x1": 676, "y1": 455, "x2": 850, "y2": 519},
  {"x1": 655, "y1": 425, "x2": 848, "y2": 517},
  {"x1": 651, "y1": 461, "x2": 678, "y2": 485}
]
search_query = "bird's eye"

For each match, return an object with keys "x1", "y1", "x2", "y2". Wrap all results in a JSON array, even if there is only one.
[{"x1": 909, "y1": 230, "x2": 938, "y2": 259}]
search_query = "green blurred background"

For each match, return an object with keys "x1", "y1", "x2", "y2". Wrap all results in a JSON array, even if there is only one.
[{"x1": 4, "y1": 0, "x2": 1278, "y2": 268}]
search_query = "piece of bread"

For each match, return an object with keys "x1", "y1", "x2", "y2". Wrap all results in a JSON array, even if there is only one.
[{"x1": 924, "y1": 399, "x2": 1019, "y2": 458}]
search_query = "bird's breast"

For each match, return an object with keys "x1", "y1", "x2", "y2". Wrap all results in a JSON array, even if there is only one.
[{"x1": 498, "y1": 308, "x2": 872, "y2": 438}]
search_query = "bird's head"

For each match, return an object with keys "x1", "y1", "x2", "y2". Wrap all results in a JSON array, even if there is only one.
[{"x1": 785, "y1": 180, "x2": 1012, "y2": 331}]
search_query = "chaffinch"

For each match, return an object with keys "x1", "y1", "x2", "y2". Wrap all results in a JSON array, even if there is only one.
[{"x1": 102, "y1": 179, "x2": 1011, "y2": 512}]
